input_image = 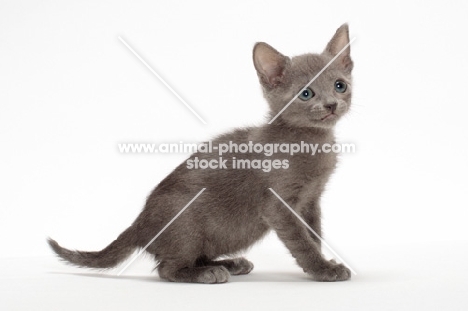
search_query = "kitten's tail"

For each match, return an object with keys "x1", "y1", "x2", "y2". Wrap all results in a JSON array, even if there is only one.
[{"x1": 47, "y1": 225, "x2": 136, "y2": 269}]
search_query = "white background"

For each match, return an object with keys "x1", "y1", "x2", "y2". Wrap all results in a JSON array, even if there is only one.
[{"x1": 1, "y1": 0, "x2": 468, "y2": 310}]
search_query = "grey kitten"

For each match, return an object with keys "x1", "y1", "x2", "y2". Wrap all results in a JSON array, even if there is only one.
[{"x1": 48, "y1": 24, "x2": 354, "y2": 283}]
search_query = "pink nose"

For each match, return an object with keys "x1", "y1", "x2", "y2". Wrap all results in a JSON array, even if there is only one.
[{"x1": 324, "y1": 103, "x2": 337, "y2": 113}]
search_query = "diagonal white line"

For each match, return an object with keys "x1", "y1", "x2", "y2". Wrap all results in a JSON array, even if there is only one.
[
  {"x1": 268, "y1": 188, "x2": 357, "y2": 275},
  {"x1": 268, "y1": 37, "x2": 356, "y2": 124},
  {"x1": 118, "y1": 36, "x2": 207, "y2": 125},
  {"x1": 117, "y1": 188, "x2": 206, "y2": 276}
]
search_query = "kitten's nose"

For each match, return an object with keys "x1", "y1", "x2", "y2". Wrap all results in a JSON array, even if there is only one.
[{"x1": 324, "y1": 103, "x2": 337, "y2": 113}]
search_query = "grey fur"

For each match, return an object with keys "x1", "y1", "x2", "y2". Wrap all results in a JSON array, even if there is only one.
[{"x1": 48, "y1": 24, "x2": 354, "y2": 283}]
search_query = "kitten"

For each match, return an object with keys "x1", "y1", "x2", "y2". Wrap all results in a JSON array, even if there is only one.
[{"x1": 48, "y1": 24, "x2": 354, "y2": 283}]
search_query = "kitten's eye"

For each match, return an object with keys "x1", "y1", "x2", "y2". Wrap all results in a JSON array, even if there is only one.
[
  {"x1": 299, "y1": 88, "x2": 315, "y2": 101},
  {"x1": 334, "y1": 80, "x2": 347, "y2": 93}
]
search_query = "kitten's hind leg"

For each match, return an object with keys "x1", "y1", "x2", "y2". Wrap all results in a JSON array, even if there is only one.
[
  {"x1": 157, "y1": 261, "x2": 230, "y2": 284},
  {"x1": 204, "y1": 257, "x2": 254, "y2": 275}
]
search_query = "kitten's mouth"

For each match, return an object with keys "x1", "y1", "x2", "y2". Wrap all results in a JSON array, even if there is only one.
[{"x1": 320, "y1": 113, "x2": 337, "y2": 121}]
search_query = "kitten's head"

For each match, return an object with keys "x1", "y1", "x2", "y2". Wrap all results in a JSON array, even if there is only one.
[{"x1": 253, "y1": 24, "x2": 353, "y2": 129}]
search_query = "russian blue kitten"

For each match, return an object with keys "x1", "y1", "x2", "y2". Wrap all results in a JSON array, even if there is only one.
[{"x1": 48, "y1": 24, "x2": 354, "y2": 283}]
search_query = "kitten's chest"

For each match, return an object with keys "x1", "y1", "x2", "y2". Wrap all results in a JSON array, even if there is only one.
[
  {"x1": 261, "y1": 148, "x2": 336, "y2": 209},
  {"x1": 254, "y1": 127, "x2": 338, "y2": 192},
  {"x1": 279, "y1": 147, "x2": 337, "y2": 207},
  {"x1": 268, "y1": 128, "x2": 338, "y2": 176},
  {"x1": 289, "y1": 148, "x2": 337, "y2": 174},
  {"x1": 284, "y1": 145, "x2": 337, "y2": 195}
]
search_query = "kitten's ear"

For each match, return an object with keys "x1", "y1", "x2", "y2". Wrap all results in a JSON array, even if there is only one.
[
  {"x1": 324, "y1": 24, "x2": 353, "y2": 72},
  {"x1": 253, "y1": 42, "x2": 289, "y2": 88}
]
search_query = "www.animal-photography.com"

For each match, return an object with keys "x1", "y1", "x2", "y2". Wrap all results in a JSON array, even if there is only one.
[{"x1": 1, "y1": 1, "x2": 467, "y2": 310}]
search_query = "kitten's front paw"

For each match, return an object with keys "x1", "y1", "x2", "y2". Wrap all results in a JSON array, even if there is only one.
[{"x1": 311, "y1": 260, "x2": 351, "y2": 282}]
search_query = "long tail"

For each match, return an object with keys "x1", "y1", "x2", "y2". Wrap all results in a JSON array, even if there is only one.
[{"x1": 47, "y1": 225, "x2": 136, "y2": 269}]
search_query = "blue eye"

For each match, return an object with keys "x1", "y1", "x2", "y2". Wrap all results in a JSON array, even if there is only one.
[
  {"x1": 334, "y1": 80, "x2": 347, "y2": 93},
  {"x1": 299, "y1": 88, "x2": 315, "y2": 101}
]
